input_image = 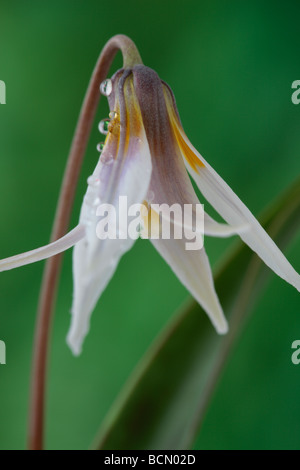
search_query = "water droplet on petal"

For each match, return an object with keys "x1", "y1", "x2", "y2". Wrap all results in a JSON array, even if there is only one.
[
  {"x1": 87, "y1": 175, "x2": 100, "y2": 187},
  {"x1": 99, "y1": 118, "x2": 110, "y2": 135},
  {"x1": 97, "y1": 142, "x2": 105, "y2": 153},
  {"x1": 93, "y1": 197, "x2": 101, "y2": 207},
  {"x1": 109, "y1": 111, "x2": 118, "y2": 120},
  {"x1": 102, "y1": 154, "x2": 114, "y2": 165},
  {"x1": 100, "y1": 79, "x2": 112, "y2": 97}
]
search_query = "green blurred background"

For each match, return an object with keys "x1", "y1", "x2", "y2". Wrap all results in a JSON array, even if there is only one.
[{"x1": 0, "y1": 0, "x2": 300, "y2": 450}]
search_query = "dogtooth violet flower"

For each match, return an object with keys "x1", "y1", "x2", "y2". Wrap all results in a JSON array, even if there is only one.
[{"x1": 0, "y1": 38, "x2": 300, "y2": 356}]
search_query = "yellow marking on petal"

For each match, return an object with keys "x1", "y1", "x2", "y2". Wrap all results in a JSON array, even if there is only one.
[
  {"x1": 140, "y1": 202, "x2": 161, "y2": 239},
  {"x1": 123, "y1": 76, "x2": 143, "y2": 157},
  {"x1": 139, "y1": 202, "x2": 150, "y2": 238},
  {"x1": 102, "y1": 120, "x2": 120, "y2": 161},
  {"x1": 172, "y1": 119, "x2": 205, "y2": 171},
  {"x1": 102, "y1": 102, "x2": 121, "y2": 161},
  {"x1": 163, "y1": 86, "x2": 205, "y2": 172}
]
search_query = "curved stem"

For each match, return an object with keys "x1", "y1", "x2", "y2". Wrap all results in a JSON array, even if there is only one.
[
  {"x1": 27, "y1": 34, "x2": 141, "y2": 450},
  {"x1": 116, "y1": 35, "x2": 143, "y2": 68}
]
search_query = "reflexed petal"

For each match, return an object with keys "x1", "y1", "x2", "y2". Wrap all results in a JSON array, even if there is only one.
[
  {"x1": 164, "y1": 84, "x2": 300, "y2": 292},
  {"x1": 68, "y1": 72, "x2": 152, "y2": 355},
  {"x1": 0, "y1": 225, "x2": 85, "y2": 272},
  {"x1": 204, "y1": 212, "x2": 248, "y2": 237}
]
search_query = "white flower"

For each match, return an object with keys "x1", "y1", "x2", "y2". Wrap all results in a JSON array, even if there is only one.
[{"x1": 1, "y1": 58, "x2": 299, "y2": 356}]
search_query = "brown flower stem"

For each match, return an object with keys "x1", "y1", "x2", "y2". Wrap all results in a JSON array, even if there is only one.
[{"x1": 28, "y1": 35, "x2": 141, "y2": 450}]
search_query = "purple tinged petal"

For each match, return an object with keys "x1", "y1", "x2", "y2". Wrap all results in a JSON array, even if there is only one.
[{"x1": 133, "y1": 65, "x2": 228, "y2": 334}]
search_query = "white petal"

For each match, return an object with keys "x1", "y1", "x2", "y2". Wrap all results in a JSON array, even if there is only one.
[
  {"x1": 165, "y1": 92, "x2": 300, "y2": 293},
  {"x1": 151, "y1": 234, "x2": 228, "y2": 334},
  {"x1": 67, "y1": 75, "x2": 152, "y2": 355},
  {"x1": 185, "y1": 144, "x2": 300, "y2": 292},
  {"x1": 0, "y1": 225, "x2": 85, "y2": 272},
  {"x1": 204, "y1": 212, "x2": 248, "y2": 237}
]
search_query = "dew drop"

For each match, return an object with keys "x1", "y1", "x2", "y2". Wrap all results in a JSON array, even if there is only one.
[
  {"x1": 93, "y1": 197, "x2": 101, "y2": 207},
  {"x1": 99, "y1": 118, "x2": 110, "y2": 135},
  {"x1": 100, "y1": 79, "x2": 112, "y2": 97},
  {"x1": 102, "y1": 154, "x2": 114, "y2": 165},
  {"x1": 109, "y1": 111, "x2": 118, "y2": 120},
  {"x1": 97, "y1": 142, "x2": 105, "y2": 153},
  {"x1": 87, "y1": 175, "x2": 100, "y2": 187}
]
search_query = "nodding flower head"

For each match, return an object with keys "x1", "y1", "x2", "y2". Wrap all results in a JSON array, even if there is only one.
[{"x1": 0, "y1": 36, "x2": 300, "y2": 356}]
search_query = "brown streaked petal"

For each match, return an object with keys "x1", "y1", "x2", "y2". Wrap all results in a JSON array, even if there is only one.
[
  {"x1": 133, "y1": 65, "x2": 203, "y2": 208},
  {"x1": 133, "y1": 65, "x2": 228, "y2": 332}
]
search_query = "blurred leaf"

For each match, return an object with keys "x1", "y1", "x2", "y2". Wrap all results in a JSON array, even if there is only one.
[{"x1": 93, "y1": 177, "x2": 300, "y2": 450}]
